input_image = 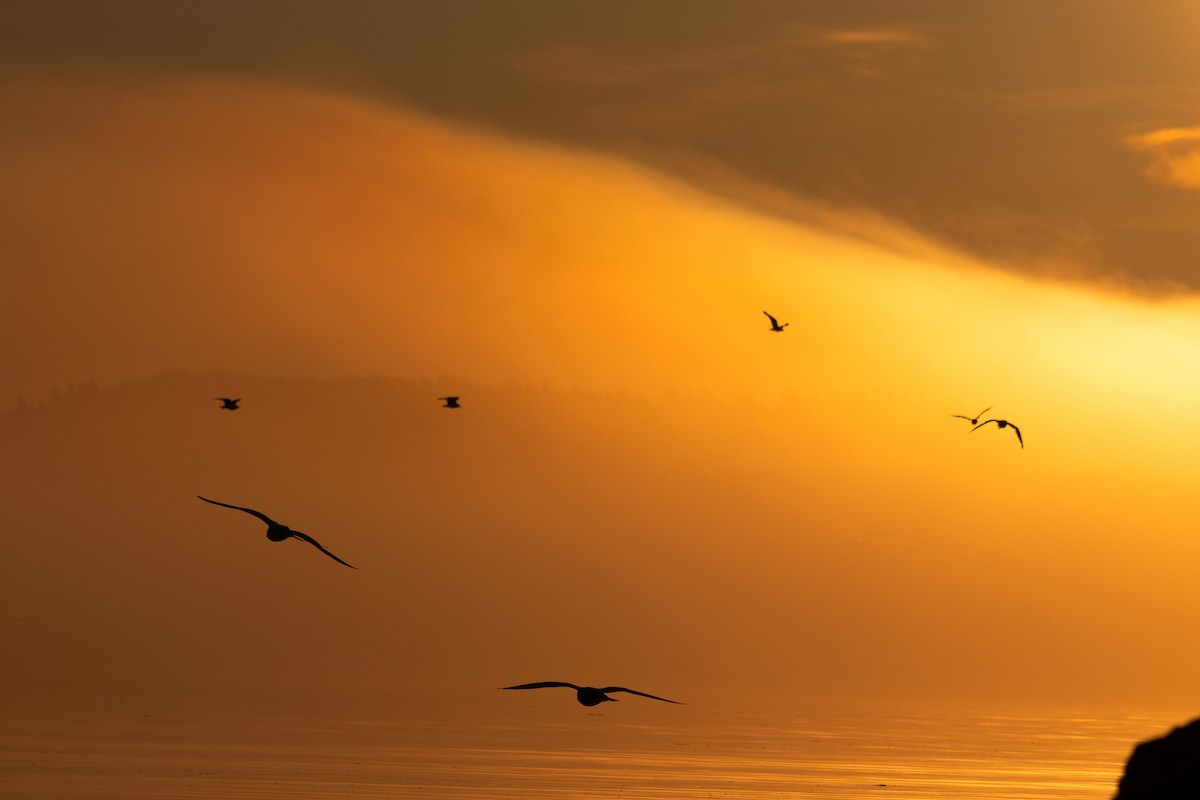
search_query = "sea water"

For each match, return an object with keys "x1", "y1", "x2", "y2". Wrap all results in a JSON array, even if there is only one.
[{"x1": 0, "y1": 693, "x2": 1183, "y2": 799}]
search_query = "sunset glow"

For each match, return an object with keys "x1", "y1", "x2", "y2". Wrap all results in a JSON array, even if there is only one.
[{"x1": 4, "y1": 4, "x2": 1200, "y2": 798}]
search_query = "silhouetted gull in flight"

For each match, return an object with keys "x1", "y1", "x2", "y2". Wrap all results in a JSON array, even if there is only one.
[
  {"x1": 763, "y1": 311, "x2": 789, "y2": 332},
  {"x1": 196, "y1": 496, "x2": 357, "y2": 568},
  {"x1": 503, "y1": 682, "x2": 682, "y2": 706},
  {"x1": 951, "y1": 406, "x2": 991, "y2": 425},
  {"x1": 438, "y1": 396, "x2": 461, "y2": 409},
  {"x1": 971, "y1": 418, "x2": 1023, "y2": 449},
  {"x1": 215, "y1": 397, "x2": 241, "y2": 410}
]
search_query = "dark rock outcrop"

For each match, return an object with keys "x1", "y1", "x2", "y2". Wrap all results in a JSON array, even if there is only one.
[{"x1": 1114, "y1": 717, "x2": 1200, "y2": 799}]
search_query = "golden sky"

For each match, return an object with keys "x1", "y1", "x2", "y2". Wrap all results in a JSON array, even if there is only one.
[{"x1": 4, "y1": 3, "x2": 1200, "y2": 715}]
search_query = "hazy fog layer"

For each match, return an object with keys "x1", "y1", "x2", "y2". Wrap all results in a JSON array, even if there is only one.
[
  {"x1": 4, "y1": 73, "x2": 1200, "y2": 715},
  {"x1": 3, "y1": 371, "x2": 1199, "y2": 714}
]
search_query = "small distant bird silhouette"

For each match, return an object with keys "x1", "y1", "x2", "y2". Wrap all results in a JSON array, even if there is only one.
[
  {"x1": 503, "y1": 682, "x2": 682, "y2": 706},
  {"x1": 215, "y1": 397, "x2": 241, "y2": 410},
  {"x1": 196, "y1": 496, "x2": 356, "y2": 568},
  {"x1": 951, "y1": 406, "x2": 991, "y2": 426},
  {"x1": 438, "y1": 396, "x2": 460, "y2": 409},
  {"x1": 971, "y1": 418, "x2": 1023, "y2": 449},
  {"x1": 763, "y1": 311, "x2": 788, "y2": 332}
]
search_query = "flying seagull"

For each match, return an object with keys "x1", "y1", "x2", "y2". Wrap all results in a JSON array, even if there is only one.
[
  {"x1": 502, "y1": 682, "x2": 682, "y2": 706},
  {"x1": 970, "y1": 418, "x2": 1023, "y2": 449},
  {"x1": 763, "y1": 311, "x2": 788, "y2": 332},
  {"x1": 438, "y1": 396, "x2": 461, "y2": 409},
  {"x1": 215, "y1": 397, "x2": 241, "y2": 410},
  {"x1": 951, "y1": 405, "x2": 991, "y2": 425},
  {"x1": 196, "y1": 496, "x2": 357, "y2": 568}
]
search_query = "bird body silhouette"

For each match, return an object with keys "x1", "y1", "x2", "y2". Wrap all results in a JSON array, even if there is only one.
[
  {"x1": 215, "y1": 397, "x2": 241, "y2": 410},
  {"x1": 971, "y1": 418, "x2": 1023, "y2": 448},
  {"x1": 196, "y1": 496, "x2": 356, "y2": 568},
  {"x1": 763, "y1": 311, "x2": 788, "y2": 332},
  {"x1": 438, "y1": 396, "x2": 461, "y2": 409},
  {"x1": 952, "y1": 406, "x2": 991, "y2": 425},
  {"x1": 503, "y1": 682, "x2": 682, "y2": 706}
]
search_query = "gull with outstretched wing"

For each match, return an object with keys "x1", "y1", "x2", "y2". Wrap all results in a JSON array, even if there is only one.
[
  {"x1": 197, "y1": 496, "x2": 357, "y2": 569},
  {"x1": 763, "y1": 311, "x2": 788, "y2": 332},
  {"x1": 951, "y1": 405, "x2": 991, "y2": 425},
  {"x1": 970, "y1": 418, "x2": 1023, "y2": 449},
  {"x1": 503, "y1": 681, "x2": 682, "y2": 706}
]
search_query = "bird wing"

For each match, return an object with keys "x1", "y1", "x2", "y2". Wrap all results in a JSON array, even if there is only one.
[
  {"x1": 196, "y1": 496, "x2": 277, "y2": 525},
  {"x1": 969, "y1": 419, "x2": 998, "y2": 433},
  {"x1": 503, "y1": 682, "x2": 580, "y2": 691},
  {"x1": 763, "y1": 311, "x2": 778, "y2": 326},
  {"x1": 289, "y1": 531, "x2": 357, "y2": 569},
  {"x1": 1010, "y1": 424, "x2": 1024, "y2": 448},
  {"x1": 951, "y1": 414, "x2": 971, "y2": 420},
  {"x1": 600, "y1": 687, "x2": 683, "y2": 704},
  {"x1": 976, "y1": 405, "x2": 992, "y2": 418}
]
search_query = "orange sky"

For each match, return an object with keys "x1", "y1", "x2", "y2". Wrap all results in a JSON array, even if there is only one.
[{"x1": 4, "y1": 4, "x2": 1200, "y2": 717}]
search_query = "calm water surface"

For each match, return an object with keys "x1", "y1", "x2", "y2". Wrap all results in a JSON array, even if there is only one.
[{"x1": 0, "y1": 694, "x2": 1183, "y2": 799}]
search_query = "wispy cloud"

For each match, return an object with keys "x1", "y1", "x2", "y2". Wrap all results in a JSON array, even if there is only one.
[
  {"x1": 509, "y1": 22, "x2": 932, "y2": 89},
  {"x1": 1123, "y1": 125, "x2": 1200, "y2": 190},
  {"x1": 816, "y1": 24, "x2": 930, "y2": 47},
  {"x1": 504, "y1": 21, "x2": 935, "y2": 143},
  {"x1": 1124, "y1": 125, "x2": 1200, "y2": 149}
]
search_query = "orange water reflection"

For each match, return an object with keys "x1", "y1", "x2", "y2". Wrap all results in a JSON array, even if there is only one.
[{"x1": 0, "y1": 697, "x2": 1181, "y2": 799}]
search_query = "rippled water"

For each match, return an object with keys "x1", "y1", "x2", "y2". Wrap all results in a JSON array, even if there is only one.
[{"x1": 0, "y1": 694, "x2": 1183, "y2": 799}]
